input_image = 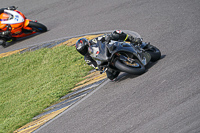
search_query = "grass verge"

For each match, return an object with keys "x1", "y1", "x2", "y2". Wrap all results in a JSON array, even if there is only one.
[{"x1": 0, "y1": 45, "x2": 92, "y2": 133}]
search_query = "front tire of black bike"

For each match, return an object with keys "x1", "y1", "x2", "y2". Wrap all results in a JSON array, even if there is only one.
[{"x1": 114, "y1": 59, "x2": 145, "y2": 75}]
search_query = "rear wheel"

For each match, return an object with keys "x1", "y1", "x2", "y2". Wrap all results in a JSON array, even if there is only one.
[
  {"x1": 28, "y1": 21, "x2": 47, "y2": 32},
  {"x1": 145, "y1": 45, "x2": 161, "y2": 62}
]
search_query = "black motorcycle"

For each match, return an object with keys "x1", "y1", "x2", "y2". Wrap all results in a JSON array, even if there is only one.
[{"x1": 88, "y1": 40, "x2": 161, "y2": 75}]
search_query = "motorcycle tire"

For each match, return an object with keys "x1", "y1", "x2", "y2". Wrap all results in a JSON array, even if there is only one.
[
  {"x1": 0, "y1": 38, "x2": 6, "y2": 47},
  {"x1": 146, "y1": 45, "x2": 161, "y2": 62},
  {"x1": 28, "y1": 21, "x2": 47, "y2": 32},
  {"x1": 114, "y1": 59, "x2": 145, "y2": 75}
]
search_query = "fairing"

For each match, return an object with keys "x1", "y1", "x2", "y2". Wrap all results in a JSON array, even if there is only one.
[{"x1": 89, "y1": 41, "x2": 151, "y2": 66}]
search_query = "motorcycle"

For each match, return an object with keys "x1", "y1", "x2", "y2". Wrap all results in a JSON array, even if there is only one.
[
  {"x1": 0, "y1": 6, "x2": 47, "y2": 47},
  {"x1": 88, "y1": 39, "x2": 161, "y2": 75}
]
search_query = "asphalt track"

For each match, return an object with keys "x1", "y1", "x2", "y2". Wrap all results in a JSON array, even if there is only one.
[{"x1": 1, "y1": 0, "x2": 200, "y2": 133}]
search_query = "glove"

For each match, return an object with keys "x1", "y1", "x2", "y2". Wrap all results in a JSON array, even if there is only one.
[
  {"x1": 7, "y1": 6, "x2": 17, "y2": 10},
  {"x1": 133, "y1": 38, "x2": 142, "y2": 45},
  {"x1": 128, "y1": 36, "x2": 142, "y2": 44},
  {"x1": 0, "y1": 31, "x2": 11, "y2": 36},
  {"x1": 128, "y1": 36, "x2": 135, "y2": 43}
]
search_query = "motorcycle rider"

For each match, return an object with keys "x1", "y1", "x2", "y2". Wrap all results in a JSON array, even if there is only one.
[
  {"x1": 0, "y1": 6, "x2": 17, "y2": 45},
  {"x1": 75, "y1": 30, "x2": 142, "y2": 81}
]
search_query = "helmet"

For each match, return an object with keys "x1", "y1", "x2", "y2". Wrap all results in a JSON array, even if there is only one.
[
  {"x1": 111, "y1": 30, "x2": 127, "y2": 41},
  {"x1": 75, "y1": 38, "x2": 89, "y2": 55}
]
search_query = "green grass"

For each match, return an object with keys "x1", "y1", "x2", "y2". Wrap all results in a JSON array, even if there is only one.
[{"x1": 0, "y1": 45, "x2": 92, "y2": 133}]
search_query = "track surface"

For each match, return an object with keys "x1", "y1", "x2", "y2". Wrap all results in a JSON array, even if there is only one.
[{"x1": 1, "y1": 0, "x2": 200, "y2": 133}]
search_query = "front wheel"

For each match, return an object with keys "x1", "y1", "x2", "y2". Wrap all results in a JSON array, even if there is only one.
[
  {"x1": 28, "y1": 21, "x2": 47, "y2": 32},
  {"x1": 114, "y1": 59, "x2": 145, "y2": 75}
]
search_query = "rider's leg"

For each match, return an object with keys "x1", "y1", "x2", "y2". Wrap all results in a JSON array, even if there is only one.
[{"x1": 84, "y1": 54, "x2": 98, "y2": 70}]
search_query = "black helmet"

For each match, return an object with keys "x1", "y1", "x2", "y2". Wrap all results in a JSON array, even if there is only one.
[
  {"x1": 75, "y1": 38, "x2": 89, "y2": 55},
  {"x1": 111, "y1": 30, "x2": 127, "y2": 41}
]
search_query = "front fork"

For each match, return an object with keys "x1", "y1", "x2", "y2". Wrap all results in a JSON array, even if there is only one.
[{"x1": 118, "y1": 54, "x2": 135, "y2": 64}]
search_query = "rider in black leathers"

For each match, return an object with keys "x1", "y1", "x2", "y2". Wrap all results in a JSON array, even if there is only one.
[{"x1": 75, "y1": 30, "x2": 142, "y2": 80}]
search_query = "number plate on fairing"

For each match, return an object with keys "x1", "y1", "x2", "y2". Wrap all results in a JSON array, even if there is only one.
[{"x1": 89, "y1": 46, "x2": 100, "y2": 57}]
